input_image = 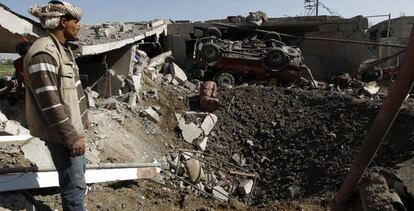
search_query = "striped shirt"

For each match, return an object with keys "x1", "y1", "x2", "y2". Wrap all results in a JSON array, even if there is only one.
[{"x1": 27, "y1": 47, "x2": 88, "y2": 145}]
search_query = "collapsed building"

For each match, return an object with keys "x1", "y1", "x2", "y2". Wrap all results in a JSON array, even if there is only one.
[{"x1": 0, "y1": 3, "x2": 414, "y2": 210}]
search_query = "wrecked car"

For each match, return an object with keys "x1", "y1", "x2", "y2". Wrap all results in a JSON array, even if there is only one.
[{"x1": 193, "y1": 33, "x2": 307, "y2": 86}]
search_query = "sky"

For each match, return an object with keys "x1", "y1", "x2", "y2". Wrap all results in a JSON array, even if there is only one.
[{"x1": 1, "y1": 0, "x2": 413, "y2": 58}]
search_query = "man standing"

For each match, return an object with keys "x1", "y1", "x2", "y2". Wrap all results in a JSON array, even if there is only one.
[{"x1": 24, "y1": 1, "x2": 88, "y2": 210}]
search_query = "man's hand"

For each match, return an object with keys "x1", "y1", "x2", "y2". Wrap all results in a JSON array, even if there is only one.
[{"x1": 70, "y1": 138, "x2": 85, "y2": 156}]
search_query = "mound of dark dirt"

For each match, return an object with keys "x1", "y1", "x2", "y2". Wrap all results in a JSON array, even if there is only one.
[{"x1": 207, "y1": 86, "x2": 414, "y2": 205}]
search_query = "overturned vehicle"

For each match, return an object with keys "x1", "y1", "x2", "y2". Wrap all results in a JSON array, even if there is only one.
[{"x1": 194, "y1": 30, "x2": 308, "y2": 86}]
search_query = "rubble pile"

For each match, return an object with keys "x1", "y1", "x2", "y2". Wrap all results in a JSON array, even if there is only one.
[{"x1": 205, "y1": 86, "x2": 414, "y2": 205}]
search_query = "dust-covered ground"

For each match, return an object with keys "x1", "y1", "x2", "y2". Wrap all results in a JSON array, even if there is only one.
[{"x1": 1, "y1": 80, "x2": 414, "y2": 210}]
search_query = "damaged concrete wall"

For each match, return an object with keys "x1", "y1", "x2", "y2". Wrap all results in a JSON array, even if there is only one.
[
  {"x1": 0, "y1": 4, "x2": 43, "y2": 53},
  {"x1": 369, "y1": 16, "x2": 414, "y2": 66}
]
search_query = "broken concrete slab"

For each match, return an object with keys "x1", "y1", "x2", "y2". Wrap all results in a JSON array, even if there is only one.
[
  {"x1": 141, "y1": 107, "x2": 161, "y2": 123},
  {"x1": 0, "y1": 120, "x2": 30, "y2": 136},
  {"x1": 162, "y1": 74, "x2": 173, "y2": 84},
  {"x1": 212, "y1": 186, "x2": 229, "y2": 201},
  {"x1": 180, "y1": 122, "x2": 202, "y2": 144},
  {"x1": 184, "y1": 80, "x2": 197, "y2": 91},
  {"x1": 0, "y1": 111, "x2": 8, "y2": 123},
  {"x1": 85, "y1": 88, "x2": 96, "y2": 108},
  {"x1": 85, "y1": 147, "x2": 101, "y2": 164},
  {"x1": 201, "y1": 114, "x2": 218, "y2": 136},
  {"x1": 171, "y1": 63, "x2": 188, "y2": 84},
  {"x1": 148, "y1": 51, "x2": 172, "y2": 70},
  {"x1": 21, "y1": 138, "x2": 54, "y2": 167},
  {"x1": 195, "y1": 137, "x2": 208, "y2": 151},
  {"x1": 175, "y1": 113, "x2": 203, "y2": 144},
  {"x1": 131, "y1": 75, "x2": 142, "y2": 92},
  {"x1": 238, "y1": 179, "x2": 254, "y2": 195}
]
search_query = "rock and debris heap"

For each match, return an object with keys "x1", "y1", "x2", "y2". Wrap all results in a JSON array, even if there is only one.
[{"x1": 207, "y1": 86, "x2": 414, "y2": 205}]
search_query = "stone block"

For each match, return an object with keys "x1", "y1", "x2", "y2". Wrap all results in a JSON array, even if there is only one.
[
  {"x1": 141, "y1": 107, "x2": 160, "y2": 123},
  {"x1": 180, "y1": 122, "x2": 202, "y2": 144},
  {"x1": 131, "y1": 75, "x2": 142, "y2": 92},
  {"x1": 201, "y1": 114, "x2": 218, "y2": 135},
  {"x1": 196, "y1": 137, "x2": 208, "y2": 151},
  {"x1": 171, "y1": 63, "x2": 187, "y2": 84},
  {"x1": 185, "y1": 158, "x2": 202, "y2": 183},
  {"x1": 0, "y1": 120, "x2": 29, "y2": 136},
  {"x1": 21, "y1": 138, "x2": 54, "y2": 167},
  {"x1": 184, "y1": 81, "x2": 197, "y2": 91},
  {"x1": 0, "y1": 111, "x2": 8, "y2": 123},
  {"x1": 238, "y1": 179, "x2": 254, "y2": 195},
  {"x1": 212, "y1": 186, "x2": 229, "y2": 201}
]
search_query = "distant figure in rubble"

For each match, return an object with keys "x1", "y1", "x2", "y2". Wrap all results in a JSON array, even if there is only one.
[
  {"x1": 13, "y1": 42, "x2": 32, "y2": 94},
  {"x1": 200, "y1": 81, "x2": 220, "y2": 112},
  {"x1": 25, "y1": 1, "x2": 88, "y2": 210}
]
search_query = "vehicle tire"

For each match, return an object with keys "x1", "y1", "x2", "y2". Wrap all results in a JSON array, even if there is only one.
[
  {"x1": 214, "y1": 71, "x2": 235, "y2": 86},
  {"x1": 200, "y1": 43, "x2": 221, "y2": 63},
  {"x1": 264, "y1": 32, "x2": 281, "y2": 42},
  {"x1": 203, "y1": 27, "x2": 222, "y2": 38},
  {"x1": 265, "y1": 49, "x2": 287, "y2": 70}
]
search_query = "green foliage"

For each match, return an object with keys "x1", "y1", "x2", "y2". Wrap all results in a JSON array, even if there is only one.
[{"x1": 0, "y1": 64, "x2": 15, "y2": 77}]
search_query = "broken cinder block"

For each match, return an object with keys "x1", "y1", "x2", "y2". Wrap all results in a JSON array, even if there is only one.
[
  {"x1": 171, "y1": 63, "x2": 188, "y2": 84},
  {"x1": 238, "y1": 179, "x2": 254, "y2": 195},
  {"x1": 212, "y1": 186, "x2": 229, "y2": 201},
  {"x1": 201, "y1": 114, "x2": 218, "y2": 135},
  {"x1": 141, "y1": 107, "x2": 161, "y2": 123}
]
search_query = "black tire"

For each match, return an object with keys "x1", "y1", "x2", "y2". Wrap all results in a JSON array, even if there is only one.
[
  {"x1": 214, "y1": 71, "x2": 235, "y2": 86},
  {"x1": 200, "y1": 43, "x2": 221, "y2": 63},
  {"x1": 264, "y1": 32, "x2": 281, "y2": 42},
  {"x1": 203, "y1": 27, "x2": 222, "y2": 38},
  {"x1": 265, "y1": 49, "x2": 287, "y2": 70}
]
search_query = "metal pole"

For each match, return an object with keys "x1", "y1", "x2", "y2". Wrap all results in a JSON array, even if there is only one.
[
  {"x1": 387, "y1": 13, "x2": 392, "y2": 39},
  {"x1": 316, "y1": 0, "x2": 319, "y2": 16},
  {"x1": 330, "y1": 25, "x2": 414, "y2": 211}
]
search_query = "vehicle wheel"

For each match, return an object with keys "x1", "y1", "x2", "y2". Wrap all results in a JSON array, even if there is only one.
[
  {"x1": 265, "y1": 49, "x2": 287, "y2": 70},
  {"x1": 264, "y1": 32, "x2": 281, "y2": 42},
  {"x1": 203, "y1": 27, "x2": 222, "y2": 38},
  {"x1": 200, "y1": 43, "x2": 221, "y2": 63},
  {"x1": 214, "y1": 71, "x2": 235, "y2": 86}
]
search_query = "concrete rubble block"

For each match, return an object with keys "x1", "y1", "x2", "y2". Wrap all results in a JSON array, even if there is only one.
[
  {"x1": 238, "y1": 179, "x2": 254, "y2": 195},
  {"x1": 181, "y1": 122, "x2": 203, "y2": 144},
  {"x1": 184, "y1": 81, "x2": 197, "y2": 91},
  {"x1": 363, "y1": 81, "x2": 380, "y2": 95},
  {"x1": 201, "y1": 114, "x2": 218, "y2": 135},
  {"x1": 162, "y1": 74, "x2": 173, "y2": 84},
  {"x1": 149, "y1": 19, "x2": 164, "y2": 28},
  {"x1": 84, "y1": 89, "x2": 96, "y2": 108},
  {"x1": 21, "y1": 138, "x2": 54, "y2": 167},
  {"x1": 148, "y1": 51, "x2": 172, "y2": 70},
  {"x1": 171, "y1": 63, "x2": 188, "y2": 84},
  {"x1": 127, "y1": 93, "x2": 137, "y2": 109},
  {"x1": 140, "y1": 107, "x2": 161, "y2": 123},
  {"x1": 0, "y1": 111, "x2": 8, "y2": 123},
  {"x1": 120, "y1": 24, "x2": 133, "y2": 32},
  {"x1": 0, "y1": 120, "x2": 30, "y2": 136},
  {"x1": 99, "y1": 99, "x2": 119, "y2": 110},
  {"x1": 232, "y1": 153, "x2": 247, "y2": 167},
  {"x1": 195, "y1": 137, "x2": 208, "y2": 151},
  {"x1": 185, "y1": 158, "x2": 203, "y2": 183},
  {"x1": 85, "y1": 146, "x2": 101, "y2": 164},
  {"x1": 131, "y1": 75, "x2": 142, "y2": 92},
  {"x1": 181, "y1": 152, "x2": 194, "y2": 161},
  {"x1": 212, "y1": 186, "x2": 229, "y2": 201},
  {"x1": 288, "y1": 185, "x2": 301, "y2": 198},
  {"x1": 171, "y1": 79, "x2": 180, "y2": 86},
  {"x1": 91, "y1": 91, "x2": 99, "y2": 99}
]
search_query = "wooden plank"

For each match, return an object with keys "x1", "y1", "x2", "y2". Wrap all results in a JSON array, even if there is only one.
[{"x1": 0, "y1": 135, "x2": 32, "y2": 144}]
